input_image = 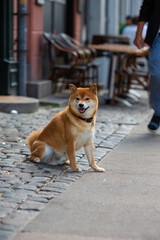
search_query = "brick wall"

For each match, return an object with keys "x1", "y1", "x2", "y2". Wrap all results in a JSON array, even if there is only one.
[
  {"x1": 73, "y1": 0, "x2": 82, "y2": 42},
  {"x1": 27, "y1": 0, "x2": 44, "y2": 81}
]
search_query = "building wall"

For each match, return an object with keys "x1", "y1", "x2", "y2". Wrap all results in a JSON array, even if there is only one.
[
  {"x1": 87, "y1": 0, "x2": 106, "y2": 43},
  {"x1": 107, "y1": 0, "x2": 120, "y2": 35},
  {"x1": 28, "y1": 0, "x2": 80, "y2": 80},
  {"x1": 27, "y1": 0, "x2": 43, "y2": 81},
  {"x1": 86, "y1": 0, "x2": 143, "y2": 43},
  {"x1": 13, "y1": 0, "x2": 144, "y2": 96},
  {"x1": 73, "y1": 0, "x2": 82, "y2": 42},
  {"x1": 119, "y1": 0, "x2": 131, "y2": 23},
  {"x1": 130, "y1": 0, "x2": 142, "y2": 16}
]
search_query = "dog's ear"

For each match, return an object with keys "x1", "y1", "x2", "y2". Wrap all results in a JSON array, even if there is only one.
[
  {"x1": 89, "y1": 84, "x2": 97, "y2": 95},
  {"x1": 69, "y1": 84, "x2": 77, "y2": 94}
]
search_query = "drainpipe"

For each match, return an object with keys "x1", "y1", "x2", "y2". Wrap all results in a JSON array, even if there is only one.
[{"x1": 18, "y1": 0, "x2": 27, "y2": 96}]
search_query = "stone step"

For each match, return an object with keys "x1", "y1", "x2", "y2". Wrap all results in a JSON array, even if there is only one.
[{"x1": 0, "y1": 96, "x2": 39, "y2": 113}]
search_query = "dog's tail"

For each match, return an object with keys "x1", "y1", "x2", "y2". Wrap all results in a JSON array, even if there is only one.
[{"x1": 27, "y1": 130, "x2": 42, "y2": 151}]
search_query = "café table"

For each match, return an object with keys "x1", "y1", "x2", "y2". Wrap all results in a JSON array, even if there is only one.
[
  {"x1": 88, "y1": 43, "x2": 148, "y2": 54},
  {"x1": 88, "y1": 43, "x2": 149, "y2": 106}
]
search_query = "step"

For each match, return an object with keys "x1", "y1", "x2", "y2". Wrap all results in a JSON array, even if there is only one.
[{"x1": 0, "y1": 96, "x2": 39, "y2": 113}]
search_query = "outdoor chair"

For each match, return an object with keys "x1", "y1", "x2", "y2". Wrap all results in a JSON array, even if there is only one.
[
  {"x1": 58, "y1": 33, "x2": 99, "y2": 86},
  {"x1": 111, "y1": 47, "x2": 150, "y2": 104},
  {"x1": 60, "y1": 33, "x2": 97, "y2": 62},
  {"x1": 43, "y1": 32, "x2": 99, "y2": 92}
]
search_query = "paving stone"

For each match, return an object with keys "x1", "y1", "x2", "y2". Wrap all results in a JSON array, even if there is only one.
[
  {"x1": 0, "y1": 161, "x2": 14, "y2": 167},
  {"x1": 2, "y1": 149, "x2": 21, "y2": 154},
  {"x1": 98, "y1": 142, "x2": 115, "y2": 148},
  {"x1": 0, "y1": 223, "x2": 20, "y2": 232},
  {"x1": 29, "y1": 196, "x2": 49, "y2": 203},
  {"x1": 77, "y1": 160, "x2": 89, "y2": 166},
  {"x1": 18, "y1": 200, "x2": 46, "y2": 211},
  {"x1": 5, "y1": 178, "x2": 22, "y2": 185},
  {"x1": 47, "y1": 182, "x2": 70, "y2": 189},
  {"x1": 0, "y1": 207, "x2": 15, "y2": 215},
  {"x1": 13, "y1": 172, "x2": 31, "y2": 179},
  {"x1": 62, "y1": 171, "x2": 83, "y2": 180},
  {"x1": 2, "y1": 192, "x2": 28, "y2": 203},
  {"x1": 0, "y1": 212, "x2": 8, "y2": 219},
  {"x1": 0, "y1": 188, "x2": 12, "y2": 193},
  {"x1": 35, "y1": 192, "x2": 57, "y2": 199},
  {"x1": 0, "y1": 229, "x2": 14, "y2": 240},
  {"x1": 2, "y1": 159, "x2": 20, "y2": 165},
  {"x1": 27, "y1": 182, "x2": 44, "y2": 188},
  {"x1": 16, "y1": 163, "x2": 36, "y2": 170},
  {"x1": 0, "y1": 201, "x2": 18, "y2": 209},
  {"x1": 0, "y1": 183, "x2": 10, "y2": 188},
  {"x1": 0, "y1": 142, "x2": 8, "y2": 148},
  {"x1": 40, "y1": 186, "x2": 62, "y2": 193},
  {"x1": 4, "y1": 137, "x2": 21, "y2": 142},
  {"x1": 20, "y1": 150, "x2": 30, "y2": 156},
  {"x1": 3, "y1": 210, "x2": 38, "y2": 226},
  {"x1": 29, "y1": 176, "x2": 51, "y2": 183},
  {"x1": 12, "y1": 184, "x2": 37, "y2": 191},
  {"x1": 14, "y1": 189, "x2": 35, "y2": 197},
  {"x1": 6, "y1": 154, "x2": 26, "y2": 160},
  {"x1": 0, "y1": 153, "x2": 6, "y2": 159},
  {"x1": 56, "y1": 176, "x2": 76, "y2": 183},
  {"x1": 94, "y1": 150, "x2": 109, "y2": 157}
]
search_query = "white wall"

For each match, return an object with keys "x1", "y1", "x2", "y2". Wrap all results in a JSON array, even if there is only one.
[
  {"x1": 130, "y1": 0, "x2": 142, "y2": 16},
  {"x1": 107, "y1": 0, "x2": 120, "y2": 35},
  {"x1": 119, "y1": 0, "x2": 131, "y2": 23},
  {"x1": 86, "y1": 0, "x2": 143, "y2": 90},
  {"x1": 87, "y1": 0, "x2": 143, "y2": 42},
  {"x1": 87, "y1": 0, "x2": 106, "y2": 43},
  {"x1": 107, "y1": 0, "x2": 142, "y2": 35}
]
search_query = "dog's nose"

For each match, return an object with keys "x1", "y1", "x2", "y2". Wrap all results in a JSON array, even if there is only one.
[{"x1": 79, "y1": 103, "x2": 84, "y2": 108}]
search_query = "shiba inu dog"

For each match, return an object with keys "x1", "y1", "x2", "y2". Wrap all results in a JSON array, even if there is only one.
[{"x1": 27, "y1": 84, "x2": 105, "y2": 172}]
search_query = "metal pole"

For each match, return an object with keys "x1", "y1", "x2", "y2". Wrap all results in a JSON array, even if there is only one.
[{"x1": 18, "y1": 0, "x2": 27, "y2": 96}]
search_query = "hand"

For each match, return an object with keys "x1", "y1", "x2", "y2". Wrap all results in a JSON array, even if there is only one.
[{"x1": 134, "y1": 34, "x2": 145, "y2": 49}]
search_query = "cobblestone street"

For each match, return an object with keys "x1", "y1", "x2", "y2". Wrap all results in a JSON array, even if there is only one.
[{"x1": 0, "y1": 93, "x2": 151, "y2": 240}]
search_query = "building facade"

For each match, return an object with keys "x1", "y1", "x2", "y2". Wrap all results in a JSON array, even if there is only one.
[{"x1": 0, "y1": 0, "x2": 143, "y2": 98}]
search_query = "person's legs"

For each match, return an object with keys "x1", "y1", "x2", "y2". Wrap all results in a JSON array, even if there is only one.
[{"x1": 148, "y1": 34, "x2": 160, "y2": 132}]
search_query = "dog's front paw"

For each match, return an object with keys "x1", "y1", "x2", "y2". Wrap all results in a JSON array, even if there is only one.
[
  {"x1": 74, "y1": 167, "x2": 82, "y2": 172},
  {"x1": 29, "y1": 156, "x2": 40, "y2": 163},
  {"x1": 71, "y1": 165, "x2": 82, "y2": 172},
  {"x1": 91, "y1": 164, "x2": 105, "y2": 172},
  {"x1": 34, "y1": 158, "x2": 41, "y2": 163},
  {"x1": 96, "y1": 167, "x2": 105, "y2": 172}
]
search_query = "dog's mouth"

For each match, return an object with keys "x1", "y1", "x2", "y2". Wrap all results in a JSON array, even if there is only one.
[{"x1": 78, "y1": 106, "x2": 89, "y2": 114}]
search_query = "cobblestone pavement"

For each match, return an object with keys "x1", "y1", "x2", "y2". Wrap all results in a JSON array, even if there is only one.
[{"x1": 0, "y1": 94, "x2": 151, "y2": 240}]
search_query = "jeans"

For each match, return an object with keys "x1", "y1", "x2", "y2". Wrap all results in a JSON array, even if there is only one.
[{"x1": 148, "y1": 34, "x2": 160, "y2": 116}]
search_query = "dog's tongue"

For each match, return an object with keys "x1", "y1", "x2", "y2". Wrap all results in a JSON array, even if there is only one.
[{"x1": 79, "y1": 108, "x2": 85, "y2": 113}]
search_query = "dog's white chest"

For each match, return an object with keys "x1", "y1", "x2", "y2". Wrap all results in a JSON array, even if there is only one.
[{"x1": 75, "y1": 131, "x2": 93, "y2": 150}]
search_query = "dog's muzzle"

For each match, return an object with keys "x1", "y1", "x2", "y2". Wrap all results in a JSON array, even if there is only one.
[{"x1": 78, "y1": 104, "x2": 89, "y2": 113}]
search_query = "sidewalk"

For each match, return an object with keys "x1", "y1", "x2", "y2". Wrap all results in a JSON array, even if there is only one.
[
  {"x1": 13, "y1": 118, "x2": 160, "y2": 240},
  {"x1": 0, "y1": 92, "x2": 154, "y2": 240}
]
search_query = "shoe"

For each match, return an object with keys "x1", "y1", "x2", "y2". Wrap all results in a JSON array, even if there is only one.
[{"x1": 147, "y1": 114, "x2": 160, "y2": 133}]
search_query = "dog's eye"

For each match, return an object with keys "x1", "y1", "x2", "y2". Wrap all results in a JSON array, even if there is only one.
[
  {"x1": 85, "y1": 98, "x2": 90, "y2": 100},
  {"x1": 76, "y1": 97, "x2": 80, "y2": 101}
]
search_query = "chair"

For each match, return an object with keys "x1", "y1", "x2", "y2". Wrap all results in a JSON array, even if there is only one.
[
  {"x1": 58, "y1": 33, "x2": 99, "y2": 87},
  {"x1": 43, "y1": 32, "x2": 99, "y2": 92},
  {"x1": 60, "y1": 33, "x2": 97, "y2": 62},
  {"x1": 111, "y1": 47, "x2": 150, "y2": 104}
]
